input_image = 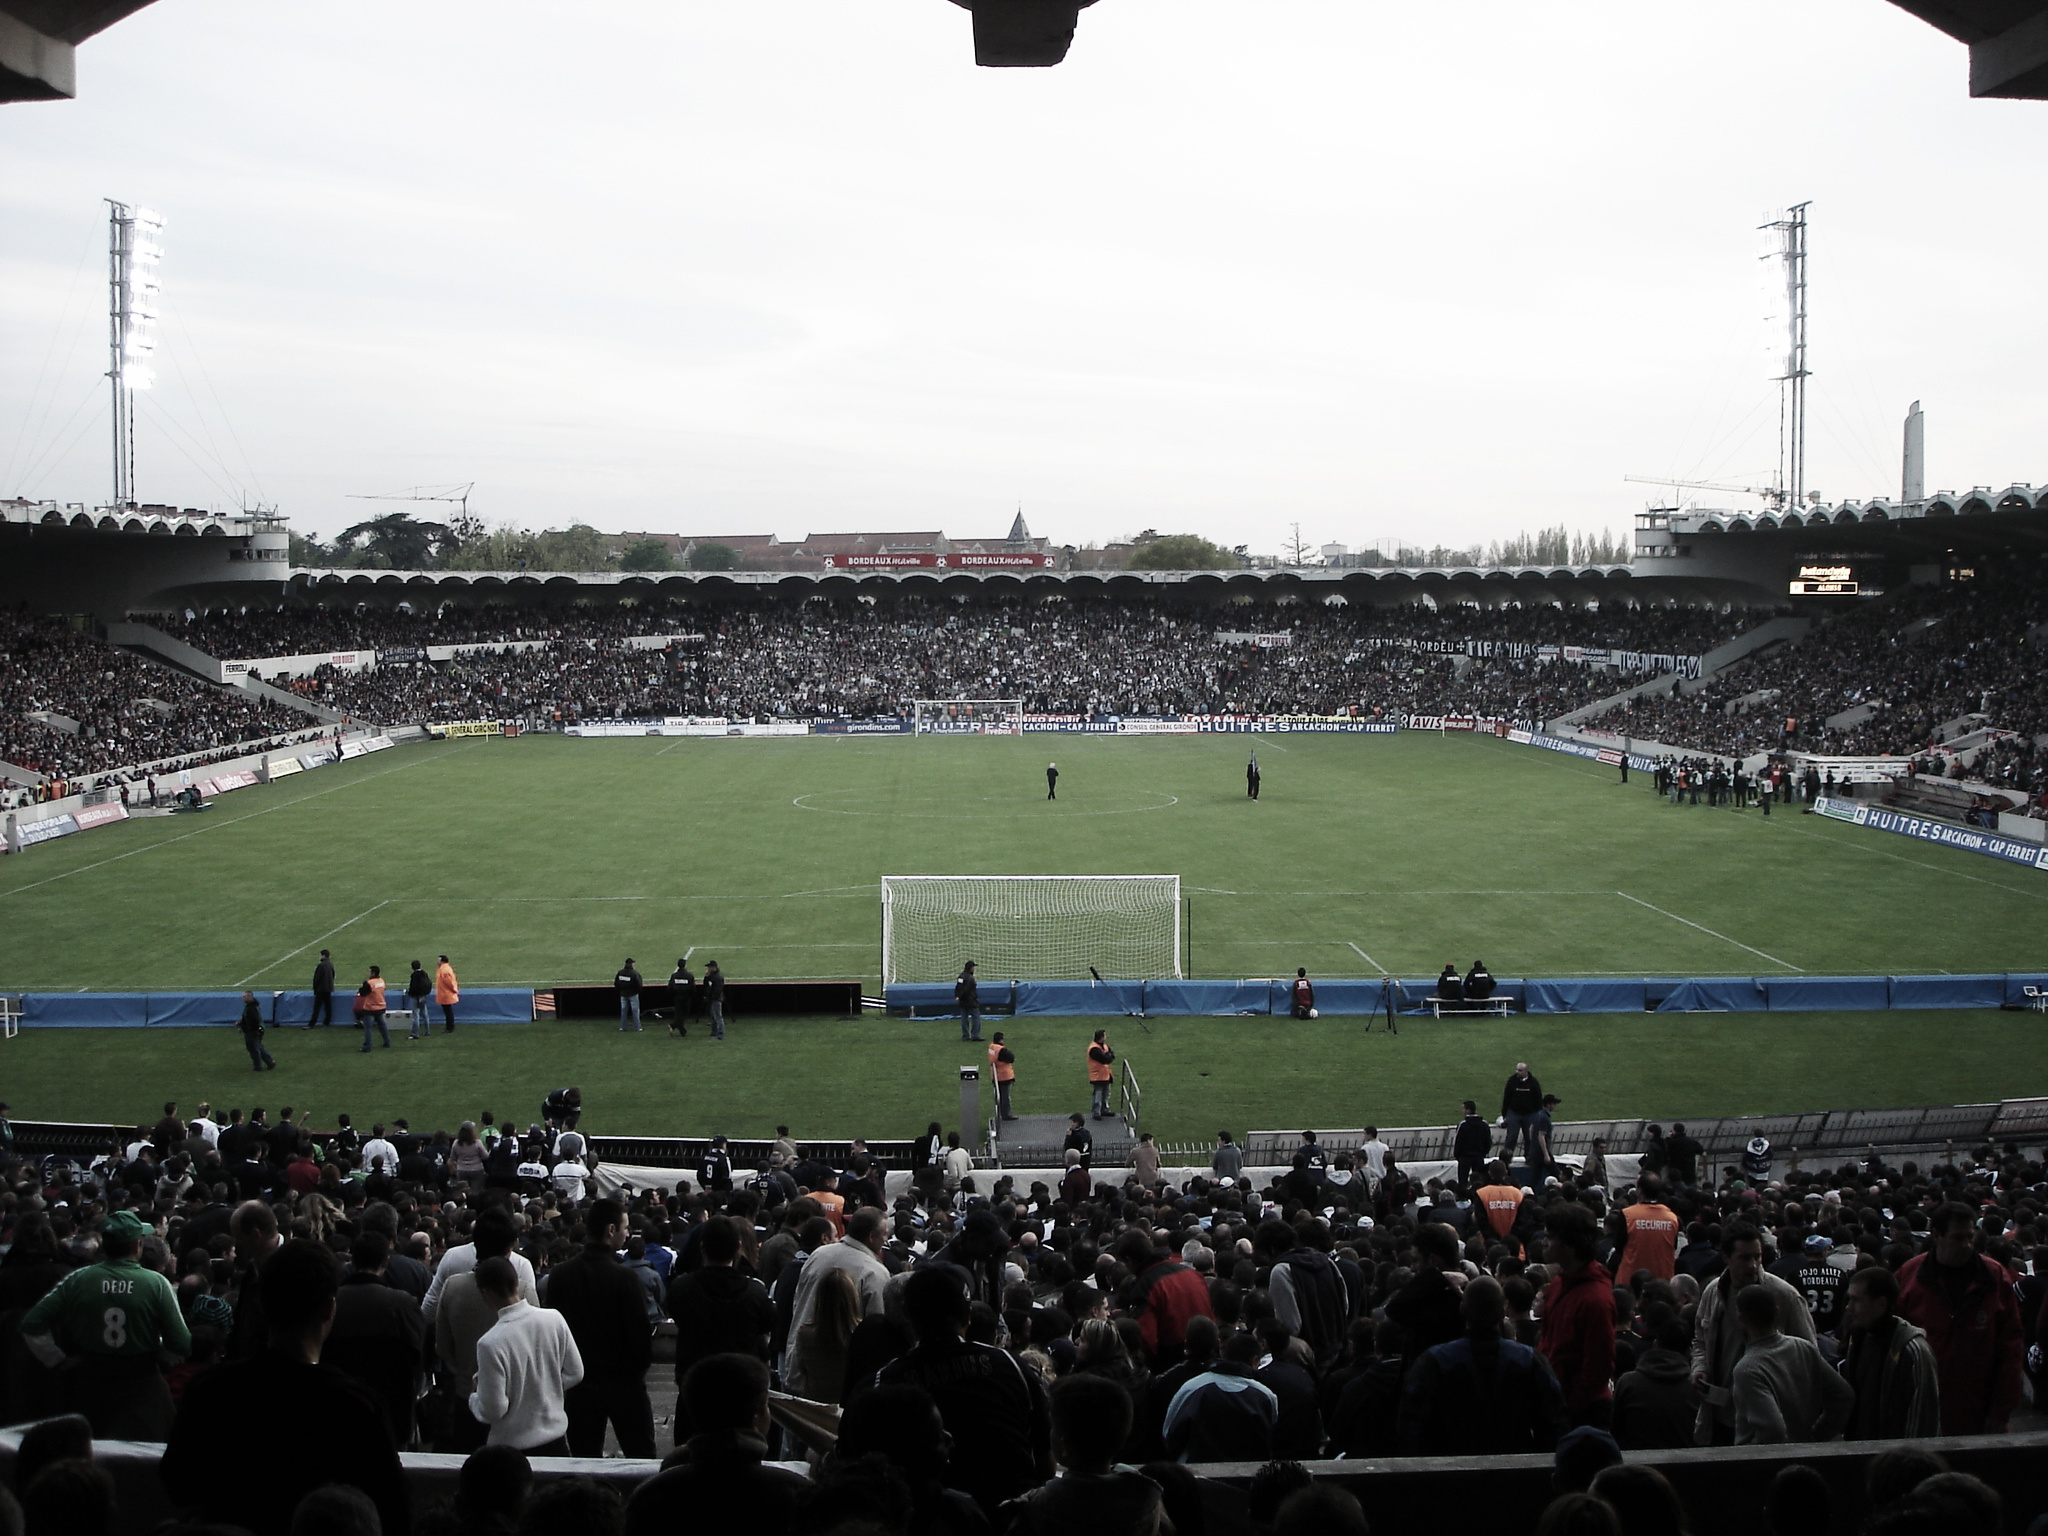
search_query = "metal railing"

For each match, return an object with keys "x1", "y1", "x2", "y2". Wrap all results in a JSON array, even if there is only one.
[{"x1": 1247, "y1": 1098, "x2": 2048, "y2": 1170}]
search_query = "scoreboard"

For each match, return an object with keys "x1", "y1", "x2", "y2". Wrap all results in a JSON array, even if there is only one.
[{"x1": 1789, "y1": 561, "x2": 1876, "y2": 597}]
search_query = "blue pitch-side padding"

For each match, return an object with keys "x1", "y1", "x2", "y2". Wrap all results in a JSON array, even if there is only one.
[
  {"x1": 267, "y1": 988, "x2": 535, "y2": 1025},
  {"x1": 1146, "y1": 980, "x2": 1275, "y2": 1015},
  {"x1": 21, "y1": 989, "x2": 536, "y2": 1028},
  {"x1": 1764, "y1": 976, "x2": 1892, "y2": 1012},
  {"x1": 1013, "y1": 981, "x2": 1133, "y2": 1016},
  {"x1": 1523, "y1": 978, "x2": 1648, "y2": 1015},
  {"x1": 1656, "y1": 977, "x2": 1767, "y2": 1013},
  {"x1": 147, "y1": 993, "x2": 244, "y2": 1028},
  {"x1": 1888, "y1": 974, "x2": 2007, "y2": 1010},
  {"x1": 23, "y1": 994, "x2": 151, "y2": 1028},
  {"x1": 1297, "y1": 979, "x2": 1388, "y2": 1016}
]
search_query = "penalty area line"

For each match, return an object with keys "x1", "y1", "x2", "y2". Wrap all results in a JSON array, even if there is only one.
[
  {"x1": 1614, "y1": 891, "x2": 1803, "y2": 972},
  {"x1": 1347, "y1": 941, "x2": 1389, "y2": 976}
]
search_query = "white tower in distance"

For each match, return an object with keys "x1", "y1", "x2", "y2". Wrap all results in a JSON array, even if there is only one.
[{"x1": 1902, "y1": 401, "x2": 1925, "y2": 503}]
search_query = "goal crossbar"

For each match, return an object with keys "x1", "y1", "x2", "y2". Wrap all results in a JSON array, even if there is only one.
[{"x1": 881, "y1": 874, "x2": 1182, "y2": 985}]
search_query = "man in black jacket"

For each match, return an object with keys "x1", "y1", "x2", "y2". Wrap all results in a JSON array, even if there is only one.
[
  {"x1": 310, "y1": 949, "x2": 335, "y2": 1027},
  {"x1": 704, "y1": 960, "x2": 727, "y2": 1039},
  {"x1": 670, "y1": 1215, "x2": 777, "y2": 1442},
  {"x1": 954, "y1": 961, "x2": 980, "y2": 1044},
  {"x1": 1501, "y1": 1062, "x2": 1543, "y2": 1170},
  {"x1": 666, "y1": 958, "x2": 694, "y2": 1038},
  {"x1": 1454, "y1": 1100, "x2": 1493, "y2": 1193},
  {"x1": 616, "y1": 958, "x2": 643, "y2": 1032},
  {"x1": 325, "y1": 1231, "x2": 427, "y2": 1447},
  {"x1": 161, "y1": 1240, "x2": 409, "y2": 1536},
  {"x1": 238, "y1": 991, "x2": 275, "y2": 1072},
  {"x1": 545, "y1": 1198, "x2": 656, "y2": 1458},
  {"x1": 625, "y1": 1355, "x2": 807, "y2": 1536}
]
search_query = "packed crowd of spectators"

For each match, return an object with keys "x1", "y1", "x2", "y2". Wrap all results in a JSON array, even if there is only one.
[
  {"x1": 1585, "y1": 565, "x2": 2048, "y2": 798},
  {"x1": 0, "y1": 1070, "x2": 2041, "y2": 1535},
  {"x1": 163, "y1": 597, "x2": 1750, "y2": 729},
  {"x1": 0, "y1": 616, "x2": 315, "y2": 795}
]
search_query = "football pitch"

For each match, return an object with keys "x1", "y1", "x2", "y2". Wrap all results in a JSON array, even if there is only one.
[{"x1": 4, "y1": 730, "x2": 2046, "y2": 1144}]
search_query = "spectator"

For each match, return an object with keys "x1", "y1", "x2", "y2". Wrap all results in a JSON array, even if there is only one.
[
  {"x1": 1616, "y1": 1175, "x2": 1679, "y2": 1283},
  {"x1": 1610, "y1": 1303, "x2": 1700, "y2": 1451},
  {"x1": 1538, "y1": 1204, "x2": 1616, "y2": 1430},
  {"x1": 876, "y1": 1264, "x2": 1052, "y2": 1514},
  {"x1": 1400, "y1": 1275, "x2": 1565, "y2": 1454},
  {"x1": 1005, "y1": 1375, "x2": 1162, "y2": 1536},
  {"x1": 1895, "y1": 1200, "x2": 2024, "y2": 1435},
  {"x1": 161, "y1": 1239, "x2": 409, "y2": 1536},
  {"x1": 1258, "y1": 1219, "x2": 1348, "y2": 1367},
  {"x1": 1162, "y1": 1326, "x2": 1278, "y2": 1465},
  {"x1": 624, "y1": 1354, "x2": 809, "y2": 1536},
  {"x1": 1841, "y1": 1264, "x2": 1941, "y2": 1440},
  {"x1": 1113, "y1": 1229, "x2": 1215, "y2": 1368},
  {"x1": 18, "y1": 1210, "x2": 189, "y2": 1439},
  {"x1": 1589, "y1": 1465, "x2": 1689, "y2": 1536},
  {"x1": 1729, "y1": 1284, "x2": 1854, "y2": 1444},
  {"x1": 1688, "y1": 1222, "x2": 1815, "y2": 1445},
  {"x1": 785, "y1": 1209, "x2": 892, "y2": 1391},
  {"x1": 324, "y1": 1231, "x2": 427, "y2": 1447},
  {"x1": 470, "y1": 1255, "x2": 585, "y2": 1455},
  {"x1": 544, "y1": 1198, "x2": 657, "y2": 1459},
  {"x1": 831, "y1": 1383, "x2": 991, "y2": 1536},
  {"x1": 1502, "y1": 1062, "x2": 1543, "y2": 1168}
]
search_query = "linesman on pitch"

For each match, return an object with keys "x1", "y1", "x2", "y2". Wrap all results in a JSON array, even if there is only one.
[{"x1": 1046, "y1": 761, "x2": 1058, "y2": 800}]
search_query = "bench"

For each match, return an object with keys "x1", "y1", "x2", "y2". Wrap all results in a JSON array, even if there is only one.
[{"x1": 1429, "y1": 996, "x2": 1515, "y2": 1018}]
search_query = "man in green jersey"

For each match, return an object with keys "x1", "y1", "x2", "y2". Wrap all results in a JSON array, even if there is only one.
[{"x1": 21, "y1": 1209, "x2": 190, "y2": 1438}]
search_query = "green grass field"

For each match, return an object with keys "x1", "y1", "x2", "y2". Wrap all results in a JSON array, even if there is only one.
[{"x1": 3, "y1": 731, "x2": 2045, "y2": 1143}]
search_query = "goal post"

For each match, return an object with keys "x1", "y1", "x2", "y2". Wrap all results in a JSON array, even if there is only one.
[
  {"x1": 881, "y1": 875, "x2": 1182, "y2": 985},
  {"x1": 910, "y1": 699, "x2": 1024, "y2": 734}
]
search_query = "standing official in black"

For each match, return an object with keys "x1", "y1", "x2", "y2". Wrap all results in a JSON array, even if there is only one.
[
  {"x1": 956, "y1": 961, "x2": 981, "y2": 1043},
  {"x1": 667, "y1": 959, "x2": 694, "y2": 1038},
  {"x1": 545, "y1": 1199, "x2": 657, "y2": 1459},
  {"x1": 1045, "y1": 762, "x2": 1058, "y2": 800},
  {"x1": 310, "y1": 950, "x2": 335, "y2": 1028},
  {"x1": 616, "y1": 958, "x2": 643, "y2": 1032},
  {"x1": 1247, "y1": 752, "x2": 1261, "y2": 800}
]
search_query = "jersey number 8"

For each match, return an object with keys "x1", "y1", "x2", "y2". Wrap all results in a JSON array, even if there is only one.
[{"x1": 102, "y1": 1307, "x2": 127, "y2": 1349}]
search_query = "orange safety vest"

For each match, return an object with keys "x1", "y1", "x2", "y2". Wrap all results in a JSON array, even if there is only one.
[
  {"x1": 357, "y1": 976, "x2": 386, "y2": 1012},
  {"x1": 1087, "y1": 1044, "x2": 1114, "y2": 1083},
  {"x1": 812, "y1": 1190, "x2": 847, "y2": 1237},
  {"x1": 1618, "y1": 1202, "x2": 1679, "y2": 1281},
  {"x1": 1476, "y1": 1183, "x2": 1526, "y2": 1252},
  {"x1": 989, "y1": 1042, "x2": 1015, "y2": 1082}
]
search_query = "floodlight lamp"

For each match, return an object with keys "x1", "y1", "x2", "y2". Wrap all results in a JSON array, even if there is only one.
[{"x1": 125, "y1": 364, "x2": 155, "y2": 391}]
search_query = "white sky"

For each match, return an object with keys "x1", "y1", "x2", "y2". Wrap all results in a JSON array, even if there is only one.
[{"x1": 1, "y1": 1, "x2": 2043, "y2": 555}]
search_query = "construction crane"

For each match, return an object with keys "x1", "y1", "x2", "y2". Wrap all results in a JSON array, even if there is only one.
[
  {"x1": 347, "y1": 483, "x2": 475, "y2": 518},
  {"x1": 1622, "y1": 474, "x2": 1787, "y2": 509}
]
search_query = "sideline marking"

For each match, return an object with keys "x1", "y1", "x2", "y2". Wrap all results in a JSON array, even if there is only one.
[
  {"x1": 0, "y1": 744, "x2": 480, "y2": 900},
  {"x1": 237, "y1": 901, "x2": 390, "y2": 986},
  {"x1": 1779, "y1": 822, "x2": 2048, "y2": 902},
  {"x1": 1347, "y1": 941, "x2": 1389, "y2": 975},
  {"x1": 1615, "y1": 891, "x2": 1803, "y2": 972}
]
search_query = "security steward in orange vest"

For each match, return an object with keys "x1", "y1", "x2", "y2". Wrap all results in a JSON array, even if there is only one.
[
  {"x1": 989, "y1": 1033, "x2": 1017, "y2": 1121},
  {"x1": 1475, "y1": 1162, "x2": 1530, "y2": 1259},
  {"x1": 1087, "y1": 1030, "x2": 1116, "y2": 1120}
]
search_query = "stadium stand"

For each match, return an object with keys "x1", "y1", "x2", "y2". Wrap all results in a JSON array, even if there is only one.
[
  {"x1": 1583, "y1": 563, "x2": 2048, "y2": 789},
  {"x1": 0, "y1": 615, "x2": 318, "y2": 799}
]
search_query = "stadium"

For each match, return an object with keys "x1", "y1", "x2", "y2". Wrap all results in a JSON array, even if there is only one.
[{"x1": 4, "y1": 3, "x2": 2048, "y2": 1534}]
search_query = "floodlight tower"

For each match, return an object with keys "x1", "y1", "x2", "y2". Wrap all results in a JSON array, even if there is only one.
[
  {"x1": 1759, "y1": 203, "x2": 1810, "y2": 511},
  {"x1": 105, "y1": 199, "x2": 165, "y2": 509}
]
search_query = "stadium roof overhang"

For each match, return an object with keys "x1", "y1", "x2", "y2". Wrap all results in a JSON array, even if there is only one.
[
  {"x1": 1889, "y1": 1, "x2": 2048, "y2": 96},
  {"x1": 278, "y1": 562, "x2": 1711, "y2": 608},
  {"x1": 0, "y1": 1, "x2": 155, "y2": 102}
]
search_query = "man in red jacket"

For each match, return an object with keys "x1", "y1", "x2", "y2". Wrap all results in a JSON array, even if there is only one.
[
  {"x1": 1114, "y1": 1231, "x2": 1215, "y2": 1368},
  {"x1": 1896, "y1": 1201, "x2": 2023, "y2": 1435},
  {"x1": 1538, "y1": 1202, "x2": 1616, "y2": 1430}
]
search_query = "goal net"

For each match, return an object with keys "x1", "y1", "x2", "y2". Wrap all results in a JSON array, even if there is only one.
[
  {"x1": 911, "y1": 699, "x2": 1023, "y2": 734},
  {"x1": 881, "y1": 875, "x2": 1182, "y2": 985}
]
